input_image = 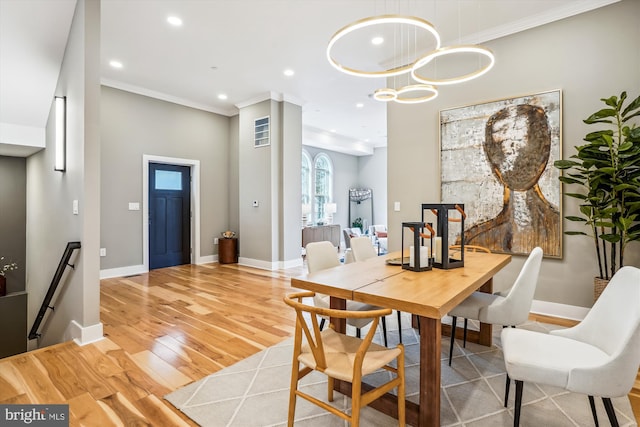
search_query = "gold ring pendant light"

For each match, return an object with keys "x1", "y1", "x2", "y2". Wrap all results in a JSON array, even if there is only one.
[
  {"x1": 327, "y1": 12, "x2": 494, "y2": 104},
  {"x1": 411, "y1": 44, "x2": 495, "y2": 85},
  {"x1": 326, "y1": 15, "x2": 441, "y2": 78}
]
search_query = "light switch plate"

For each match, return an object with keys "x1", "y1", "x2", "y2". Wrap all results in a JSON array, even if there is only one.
[
  {"x1": 100, "y1": 248, "x2": 106, "y2": 257},
  {"x1": 73, "y1": 199, "x2": 79, "y2": 215},
  {"x1": 128, "y1": 202, "x2": 140, "y2": 211},
  {"x1": 394, "y1": 202, "x2": 401, "y2": 211}
]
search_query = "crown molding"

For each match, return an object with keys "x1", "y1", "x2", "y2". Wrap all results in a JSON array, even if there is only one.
[{"x1": 101, "y1": 79, "x2": 238, "y2": 116}]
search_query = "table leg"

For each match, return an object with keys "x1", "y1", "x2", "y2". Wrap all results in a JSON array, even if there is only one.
[
  {"x1": 441, "y1": 278, "x2": 494, "y2": 346},
  {"x1": 419, "y1": 316, "x2": 441, "y2": 427},
  {"x1": 329, "y1": 296, "x2": 346, "y2": 333}
]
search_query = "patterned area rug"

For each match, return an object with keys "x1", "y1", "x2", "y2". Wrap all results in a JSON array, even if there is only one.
[{"x1": 165, "y1": 316, "x2": 636, "y2": 426}]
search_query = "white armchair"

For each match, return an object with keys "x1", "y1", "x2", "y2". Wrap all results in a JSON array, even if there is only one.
[
  {"x1": 368, "y1": 224, "x2": 388, "y2": 253},
  {"x1": 501, "y1": 266, "x2": 640, "y2": 427}
]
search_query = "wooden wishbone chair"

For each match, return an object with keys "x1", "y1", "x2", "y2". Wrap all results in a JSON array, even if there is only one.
[{"x1": 284, "y1": 291, "x2": 405, "y2": 427}]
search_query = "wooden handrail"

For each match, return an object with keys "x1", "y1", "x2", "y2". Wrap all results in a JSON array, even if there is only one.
[{"x1": 28, "y1": 241, "x2": 81, "y2": 340}]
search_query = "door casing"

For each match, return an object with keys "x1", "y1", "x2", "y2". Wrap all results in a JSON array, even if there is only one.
[{"x1": 142, "y1": 154, "x2": 201, "y2": 272}]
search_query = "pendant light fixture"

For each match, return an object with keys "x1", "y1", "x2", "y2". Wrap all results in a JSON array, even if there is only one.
[{"x1": 326, "y1": 1, "x2": 495, "y2": 104}]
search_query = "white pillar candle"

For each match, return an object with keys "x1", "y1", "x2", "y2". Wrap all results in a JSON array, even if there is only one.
[
  {"x1": 409, "y1": 245, "x2": 430, "y2": 268},
  {"x1": 434, "y1": 237, "x2": 442, "y2": 263}
]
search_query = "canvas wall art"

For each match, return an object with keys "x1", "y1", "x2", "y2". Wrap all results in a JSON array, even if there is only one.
[{"x1": 440, "y1": 90, "x2": 562, "y2": 258}]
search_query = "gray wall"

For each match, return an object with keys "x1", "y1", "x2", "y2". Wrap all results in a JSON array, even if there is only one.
[
  {"x1": 358, "y1": 147, "x2": 387, "y2": 228},
  {"x1": 280, "y1": 102, "x2": 303, "y2": 263},
  {"x1": 239, "y1": 100, "x2": 273, "y2": 261},
  {"x1": 100, "y1": 86, "x2": 230, "y2": 268},
  {"x1": 0, "y1": 156, "x2": 26, "y2": 294},
  {"x1": 238, "y1": 99, "x2": 302, "y2": 266},
  {"x1": 26, "y1": 0, "x2": 101, "y2": 346},
  {"x1": 228, "y1": 114, "x2": 240, "y2": 236},
  {"x1": 387, "y1": 0, "x2": 640, "y2": 308}
]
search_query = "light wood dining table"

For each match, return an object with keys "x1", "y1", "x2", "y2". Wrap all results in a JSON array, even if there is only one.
[{"x1": 291, "y1": 251, "x2": 511, "y2": 427}]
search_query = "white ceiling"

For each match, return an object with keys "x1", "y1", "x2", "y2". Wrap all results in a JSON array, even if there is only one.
[{"x1": 1, "y1": 0, "x2": 619, "y2": 157}]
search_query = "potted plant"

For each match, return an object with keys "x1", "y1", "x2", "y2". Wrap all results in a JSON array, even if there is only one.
[{"x1": 554, "y1": 91, "x2": 640, "y2": 299}]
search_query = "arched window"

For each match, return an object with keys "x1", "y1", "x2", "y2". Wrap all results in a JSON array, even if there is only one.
[
  {"x1": 314, "y1": 153, "x2": 333, "y2": 223},
  {"x1": 301, "y1": 151, "x2": 312, "y2": 224}
]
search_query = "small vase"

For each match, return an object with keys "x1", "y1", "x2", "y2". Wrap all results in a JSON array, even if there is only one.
[{"x1": 0, "y1": 275, "x2": 6, "y2": 297}]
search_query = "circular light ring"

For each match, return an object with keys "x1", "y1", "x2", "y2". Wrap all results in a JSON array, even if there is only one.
[
  {"x1": 327, "y1": 15, "x2": 441, "y2": 78},
  {"x1": 373, "y1": 88, "x2": 397, "y2": 102},
  {"x1": 395, "y1": 84, "x2": 438, "y2": 104},
  {"x1": 411, "y1": 45, "x2": 495, "y2": 85}
]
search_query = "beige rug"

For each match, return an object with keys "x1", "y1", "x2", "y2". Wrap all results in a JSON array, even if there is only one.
[{"x1": 165, "y1": 316, "x2": 637, "y2": 426}]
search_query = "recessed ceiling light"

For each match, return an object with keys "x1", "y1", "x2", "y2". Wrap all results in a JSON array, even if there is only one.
[
  {"x1": 356, "y1": 103, "x2": 364, "y2": 108},
  {"x1": 217, "y1": 94, "x2": 228, "y2": 100},
  {"x1": 284, "y1": 69, "x2": 295, "y2": 77},
  {"x1": 371, "y1": 36, "x2": 384, "y2": 45},
  {"x1": 167, "y1": 16, "x2": 183, "y2": 26},
  {"x1": 330, "y1": 129, "x2": 337, "y2": 133},
  {"x1": 109, "y1": 60, "x2": 123, "y2": 69}
]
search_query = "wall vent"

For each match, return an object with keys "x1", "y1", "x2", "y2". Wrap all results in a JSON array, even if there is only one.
[{"x1": 254, "y1": 116, "x2": 270, "y2": 147}]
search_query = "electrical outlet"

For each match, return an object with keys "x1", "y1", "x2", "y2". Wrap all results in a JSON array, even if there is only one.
[
  {"x1": 214, "y1": 237, "x2": 219, "y2": 245},
  {"x1": 394, "y1": 201, "x2": 401, "y2": 211},
  {"x1": 100, "y1": 248, "x2": 106, "y2": 257}
]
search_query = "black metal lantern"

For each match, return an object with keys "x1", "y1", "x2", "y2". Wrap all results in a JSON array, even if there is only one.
[
  {"x1": 401, "y1": 222, "x2": 433, "y2": 272},
  {"x1": 421, "y1": 203, "x2": 466, "y2": 269}
]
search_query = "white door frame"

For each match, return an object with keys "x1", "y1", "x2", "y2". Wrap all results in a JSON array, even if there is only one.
[{"x1": 142, "y1": 154, "x2": 201, "y2": 272}]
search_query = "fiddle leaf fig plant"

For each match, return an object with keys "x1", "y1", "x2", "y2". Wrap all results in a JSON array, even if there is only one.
[{"x1": 554, "y1": 91, "x2": 640, "y2": 280}]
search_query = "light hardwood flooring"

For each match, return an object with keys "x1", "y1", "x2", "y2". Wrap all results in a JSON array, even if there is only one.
[{"x1": 0, "y1": 262, "x2": 638, "y2": 426}]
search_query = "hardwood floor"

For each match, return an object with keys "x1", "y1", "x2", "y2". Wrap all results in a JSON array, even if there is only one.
[
  {"x1": 0, "y1": 263, "x2": 302, "y2": 426},
  {"x1": 0, "y1": 262, "x2": 638, "y2": 426}
]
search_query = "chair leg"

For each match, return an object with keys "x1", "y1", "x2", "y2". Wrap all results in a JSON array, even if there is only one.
[
  {"x1": 381, "y1": 316, "x2": 388, "y2": 347},
  {"x1": 463, "y1": 318, "x2": 468, "y2": 348},
  {"x1": 588, "y1": 395, "x2": 599, "y2": 427},
  {"x1": 288, "y1": 362, "x2": 300, "y2": 427},
  {"x1": 449, "y1": 316, "x2": 457, "y2": 366},
  {"x1": 356, "y1": 328, "x2": 361, "y2": 338},
  {"x1": 514, "y1": 380, "x2": 523, "y2": 427},
  {"x1": 602, "y1": 397, "x2": 619, "y2": 427},
  {"x1": 504, "y1": 374, "x2": 511, "y2": 407},
  {"x1": 319, "y1": 318, "x2": 326, "y2": 331},
  {"x1": 397, "y1": 310, "x2": 403, "y2": 344}
]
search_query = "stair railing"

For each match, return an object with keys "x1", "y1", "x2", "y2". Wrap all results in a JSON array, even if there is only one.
[{"x1": 28, "y1": 241, "x2": 81, "y2": 340}]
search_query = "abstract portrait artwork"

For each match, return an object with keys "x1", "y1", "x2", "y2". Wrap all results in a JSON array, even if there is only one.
[{"x1": 440, "y1": 90, "x2": 562, "y2": 258}]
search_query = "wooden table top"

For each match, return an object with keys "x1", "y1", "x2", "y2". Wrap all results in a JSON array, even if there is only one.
[{"x1": 292, "y1": 251, "x2": 511, "y2": 319}]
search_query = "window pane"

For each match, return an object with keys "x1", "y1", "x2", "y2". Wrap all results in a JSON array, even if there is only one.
[{"x1": 155, "y1": 170, "x2": 182, "y2": 190}]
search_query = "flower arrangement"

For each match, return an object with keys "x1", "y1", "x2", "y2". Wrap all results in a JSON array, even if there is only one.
[
  {"x1": 0, "y1": 257, "x2": 18, "y2": 277},
  {"x1": 221, "y1": 230, "x2": 236, "y2": 239}
]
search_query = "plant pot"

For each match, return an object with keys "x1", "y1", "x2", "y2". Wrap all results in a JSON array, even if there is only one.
[
  {"x1": 0, "y1": 275, "x2": 6, "y2": 297},
  {"x1": 594, "y1": 276, "x2": 609, "y2": 302}
]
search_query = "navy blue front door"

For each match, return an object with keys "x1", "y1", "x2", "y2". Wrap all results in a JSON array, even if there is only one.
[{"x1": 149, "y1": 163, "x2": 191, "y2": 270}]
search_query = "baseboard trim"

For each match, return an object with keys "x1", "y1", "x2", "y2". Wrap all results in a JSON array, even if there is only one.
[
  {"x1": 238, "y1": 257, "x2": 303, "y2": 271},
  {"x1": 238, "y1": 257, "x2": 278, "y2": 270},
  {"x1": 100, "y1": 264, "x2": 147, "y2": 279},
  {"x1": 530, "y1": 299, "x2": 590, "y2": 321},
  {"x1": 197, "y1": 255, "x2": 216, "y2": 264},
  {"x1": 66, "y1": 320, "x2": 104, "y2": 346}
]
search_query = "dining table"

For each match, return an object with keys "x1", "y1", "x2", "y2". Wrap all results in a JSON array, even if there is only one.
[{"x1": 291, "y1": 250, "x2": 511, "y2": 427}]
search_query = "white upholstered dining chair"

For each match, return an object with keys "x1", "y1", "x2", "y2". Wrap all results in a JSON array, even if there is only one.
[
  {"x1": 305, "y1": 241, "x2": 389, "y2": 344},
  {"x1": 501, "y1": 265, "x2": 640, "y2": 427},
  {"x1": 448, "y1": 246, "x2": 543, "y2": 365}
]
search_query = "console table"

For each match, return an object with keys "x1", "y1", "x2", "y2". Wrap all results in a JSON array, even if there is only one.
[{"x1": 301, "y1": 224, "x2": 340, "y2": 249}]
